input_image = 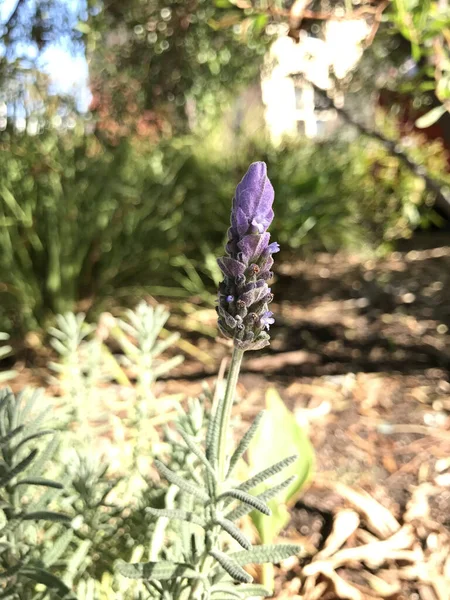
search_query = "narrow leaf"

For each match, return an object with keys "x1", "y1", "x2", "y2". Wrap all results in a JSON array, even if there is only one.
[
  {"x1": 227, "y1": 476, "x2": 296, "y2": 522},
  {"x1": 214, "y1": 518, "x2": 252, "y2": 550},
  {"x1": 176, "y1": 427, "x2": 216, "y2": 478},
  {"x1": 415, "y1": 105, "x2": 447, "y2": 128},
  {"x1": 238, "y1": 454, "x2": 297, "y2": 493},
  {"x1": 153, "y1": 355, "x2": 184, "y2": 378},
  {"x1": 230, "y1": 544, "x2": 303, "y2": 565},
  {"x1": 22, "y1": 511, "x2": 71, "y2": 523},
  {"x1": 117, "y1": 560, "x2": 201, "y2": 581},
  {"x1": 0, "y1": 563, "x2": 23, "y2": 579},
  {"x1": 206, "y1": 384, "x2": 225, "y2": 466},
  {"x1": 220, "y1": 489, "x2": 271, "y2": 516},
  {"x1": 15, "y1": 477, "x2": 63, "y2": 489},
  {"x1": 146, "y1": 507, "x2": 205, "y2": 528},
  {"x1": 0, "y1": 450, "x2": 38, "y2": 487},
  {"x1": 211, "y1": 584, "x2": 272, "y2": 598},
  {"x1": 20, "y1": 567, "x2": 75, "y2": 598},
  {"x1": 11, "y1": 430, "x2": 55, "y2": 453},
  {"x1": 42, "y1": 528, "x2": 74, "y2": 567},
  {"x1": 209, "y1": 550, "x2": 253, "y2": 584},
  {"x1": 0, "y1": 426, "x2": 24, "y2": 447},
  {"x1": 227, "y1": 412, "x2": 265, "y2": 478},
  {"x1": 154, "y1": 460, "x2": 209, "y2": 502},
  {"x1": 64, "y1": 539, "x2": 91, "y2": 586},
  {"x1": 152, "y1": 332, "x2": 180, "y2": 357}
]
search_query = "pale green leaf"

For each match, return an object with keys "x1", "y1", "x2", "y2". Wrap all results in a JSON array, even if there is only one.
[{"x1": 248, "y1": 388, "x2": 314, "y2": 543}]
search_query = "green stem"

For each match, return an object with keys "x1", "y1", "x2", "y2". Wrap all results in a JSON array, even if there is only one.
[
  {"x1": 217, "y1": 347, "x2": 244, "y2": 483},
  {"x1": 188, "y1": 347, "x2": 244, "y2": 600}
]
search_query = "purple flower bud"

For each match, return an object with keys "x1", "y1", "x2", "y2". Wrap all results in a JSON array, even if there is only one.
[
  {"x1": 216, "y1": 162, "x2": 279, "y2": 351},
  {"x1": 230, "y1": 163, "x2": 274, "y2": 237}
]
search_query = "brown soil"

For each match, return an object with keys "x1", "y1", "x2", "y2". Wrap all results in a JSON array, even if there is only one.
[{"x1": 159, "y1": 237, "x2": 450, "y2": 599}]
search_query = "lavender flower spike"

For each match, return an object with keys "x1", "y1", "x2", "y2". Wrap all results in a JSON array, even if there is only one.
[{"x1": 217, "y1": 162, "x2": 279, "y2": 351}]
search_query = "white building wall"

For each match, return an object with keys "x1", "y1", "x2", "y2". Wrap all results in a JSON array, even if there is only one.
[{"x1": 261, "y1": 20, "x2": 370, "y2": 143}]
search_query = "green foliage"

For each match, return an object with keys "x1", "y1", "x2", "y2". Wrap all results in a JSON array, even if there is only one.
[
  {"x1": 48, "y1": 303, "x2": 183, "y2": 443},
  {"x1": 114, "y1": 302, "x2": 184, "y2": 402},
  {"x1": 117, "y1": 386, "x2": 306, "y2": 599},
  {"x1": 0, "y1": 128, "x2": 187, "y2": 332},
  {"x1": 0, "y1": 300, "x2": 310, "y2": 600},
  {"x1": 86, "y1": 0, "x2": 271, "y2": 132},
  {"x1": 248, "y1": 388, "x2": 314, "y2": 548},
  {"x1": 0, "y1": 388, "x2": 74, "y2": 599},
  {"x1": 1, "y1": 125, "x2": 445, "y2": 334},
  {"x1": 388, "y1": 0, "x2": 450, "y2": 104}
]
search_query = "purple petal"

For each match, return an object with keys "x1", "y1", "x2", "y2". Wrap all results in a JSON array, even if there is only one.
[
  {"x1": 217, "y1": 257, "x2": 246, "y2": 278},
  {"x1": 241, "y1": 280, "x2": 265, "y2": 294},
  {"x1": 239, "y1": 284, "x2": 268, "y2": 306},
  {"x1": 234, "y1": 162, "x2": 274, "y2": 225},
  {"x1": 268, "y1": 242, "x2": 280, "y2": 254},
  {"x1": 237, "y1": 232, "x2": 269, "y2": 264},
  {"x1": 260, "y1": 310, "x2": 275, "y2": 330},
  {"x1": 251, "y1": 219, "x2": 266, "y2": 234},
  {"x1": 259, "y1": 255, "x2": 274, "y2": 275},
  {"x1": 235, "y1": 207, "x2": 249, "y2": 238}
]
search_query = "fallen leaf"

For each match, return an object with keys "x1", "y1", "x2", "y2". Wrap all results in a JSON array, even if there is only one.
[
  {"x1": 315, "y1": 510, "x2": 360, "y2": 560},
  {"x1": 317, "y1": 480, "x2": 400, "y2": 539},
  {"x1": 364, "y1": 572, "x2": 401, "y2": 597}
]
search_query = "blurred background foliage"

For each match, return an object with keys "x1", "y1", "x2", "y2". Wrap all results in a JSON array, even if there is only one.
[{"x1": 0, "y1": 0, "x2": 449, "y2": 334}]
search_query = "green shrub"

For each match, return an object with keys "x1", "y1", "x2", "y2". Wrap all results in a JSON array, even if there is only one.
[{"x1": 0, "y1": 123, "x2": 446, "y2": 334}]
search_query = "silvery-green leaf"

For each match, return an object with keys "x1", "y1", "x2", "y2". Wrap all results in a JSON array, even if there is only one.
[
  {"x1": 230, "y1": 544, "x2": 303, "y2": 565},
  {"x1": 220, "y1": 489, "x2": 271, "y2": 516},
  {"x1": 117, "y1": 560, "x2": 201, "y2": 581},
  {"x1": 226, "y1": 476, "x2": 296, "y2": 522},
  {"x1": 20, "y1": 567, "x2": 76, "y2": 598},
  {"x1": 42, "y1": 529, "x2": 74, "y2": 567},
  {"x1": 176, "y1": 427, "x2": 216, "y2": 478},
  {"x1": 146, "y1": 507, "x2": 205, "y2": 528},
  {"x1": 22, "y1": 511, "x2": 71, "y2": 523},
  {"x1": 209, "y1": 550, "x2": 252, "y2": 584},
  {"x1": 237, "y1": 454, "x2": 297, "y2": 493},
  {"x1": 214, "y1": 518, "x2": 251, "y2": 550},
  {"x1": 0, "y1": 426, "x2": 24, "y2": 447},
  {"x1": 0, "y1": 450, "x2": 38, "y2": 486},
  {"x1": 211, "y1": 583, "x2": 272, "y2": 598},
  {"x1": 154, "y1": 460, "x2": 210, "y2": 501},
  {"x1": 14, "y1": 477, "x2": 63, "y2": 489},
  {"x1": 226, "y1": 412, "x2": 265, "y2": 478}
]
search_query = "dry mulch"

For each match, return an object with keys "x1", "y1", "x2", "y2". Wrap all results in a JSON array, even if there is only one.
[{"x1": 158, "y1": 238, "x2": 450, "y2": 600}]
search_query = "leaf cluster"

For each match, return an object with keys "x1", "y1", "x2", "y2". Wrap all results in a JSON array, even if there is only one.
[
  {"x1": 117, "y1": 391, "x2": 304, "y2": 599},
  {"x1": 2, "y1": 126, "x2": 447, "y2": 336},
  {"x1": 0, "y1": 388, "x2": 74, "y2": 599}
]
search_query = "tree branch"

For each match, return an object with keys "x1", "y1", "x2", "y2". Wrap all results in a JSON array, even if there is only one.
[{"x1": 305, "y1": 78, "x2": 450, "y2": 218}]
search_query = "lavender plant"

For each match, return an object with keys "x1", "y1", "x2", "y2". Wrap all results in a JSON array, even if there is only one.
[
  {"x1": 117, "y1": 163, "x2": 302, "y2": 599},
  {"x1": 0, "y1": 388, "x2": 74, "y2": 599}
]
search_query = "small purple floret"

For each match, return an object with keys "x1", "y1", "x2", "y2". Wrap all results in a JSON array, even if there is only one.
[
  {"x1": 260, "y1": 311, "x2": 275, "y2": 330},
  {"x1": 217, "y1": 162, "x2": 279, "y2": 351},
  {"x1": 268, "y1": 242, "x2": 280, "y2": 254}
]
